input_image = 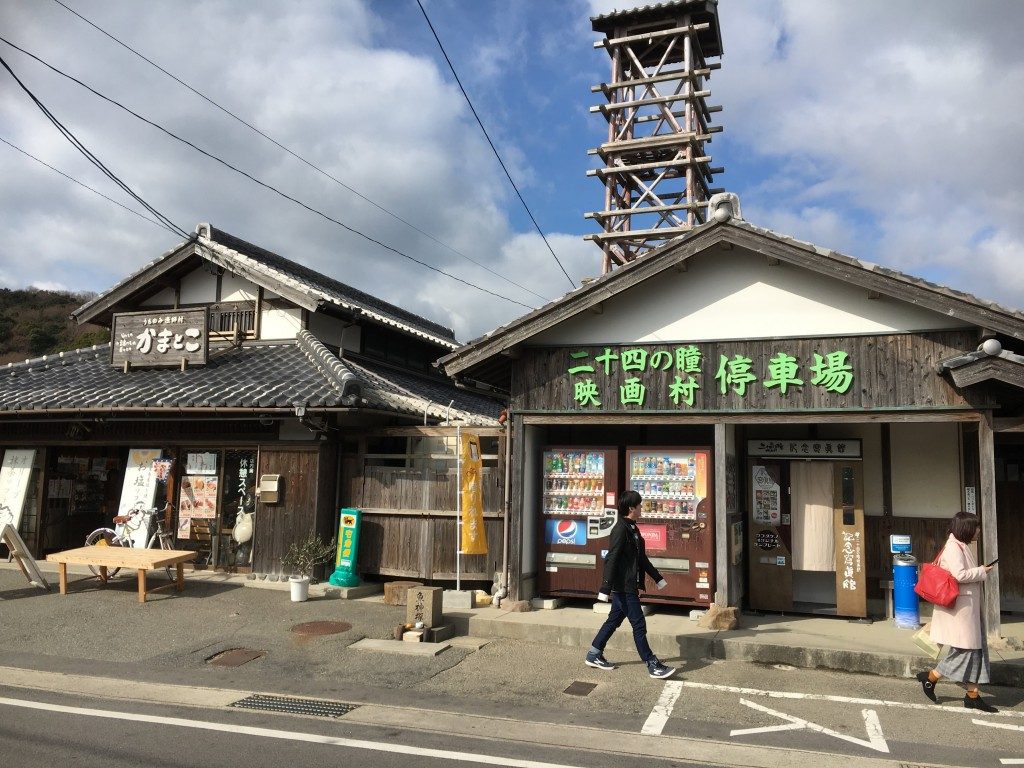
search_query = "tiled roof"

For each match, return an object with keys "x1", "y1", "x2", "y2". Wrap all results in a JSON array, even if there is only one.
[
  {"x1": 73, "y1": 223, "x2": 459, "y2": 349},
  {"x1": 0, "y1": 337, "x2": 501, "y2": 426}
]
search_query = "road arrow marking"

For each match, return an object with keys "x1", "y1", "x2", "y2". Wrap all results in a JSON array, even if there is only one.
[
  {"x1": 641, "y1": 680, "x2": 683, "y2": 735},
  {"x1": 731, "y1": 698, "x2": 889, "y2": 753}
]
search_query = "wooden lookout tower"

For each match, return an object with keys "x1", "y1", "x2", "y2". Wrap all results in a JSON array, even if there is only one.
[{"x1": 585, "y1": 1, "x2": 724, "y2": 273}]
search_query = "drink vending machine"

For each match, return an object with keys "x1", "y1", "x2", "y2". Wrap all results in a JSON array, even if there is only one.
[
  {"x1": 625, "y1": 446, "x2": 714, "y2": 605},
  {"x1": 537, "y1": 447, "x2": 619, "y2": 597}
]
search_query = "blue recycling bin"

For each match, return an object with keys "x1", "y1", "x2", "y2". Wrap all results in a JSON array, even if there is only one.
[{"x1": 892, "y1": 554, "x2": 920, "y2": 629}]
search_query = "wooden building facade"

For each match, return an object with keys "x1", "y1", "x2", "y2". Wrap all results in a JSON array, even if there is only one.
[
  {"x1": 0, "y1": 224, "x2": 502, "y2": 581},
  {"x1": 441, "y1": 214, "x2": 1024, "y2": 640}
]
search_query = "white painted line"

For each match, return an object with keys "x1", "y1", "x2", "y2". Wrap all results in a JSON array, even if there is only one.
[
  {"x1": 999, "y1": 760, "x2": 1024, "y2": 765},
  {"x1": 731, "y1": 699, "x2": 889, "y2": 754},
  {"x1": 641, "y1": 680, "x2": 682, "y2": 735},
  {"x1": 974, "y1": 719, "x2": 1024, "y2": 732},
  {"x1": 0, "y1": 695, "x2": 584, "y2": 768},
  {"x1": 680, "y1": 680, "x2": 1024, "y2": 719}
]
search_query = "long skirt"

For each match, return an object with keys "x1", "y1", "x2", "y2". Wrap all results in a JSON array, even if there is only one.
[{"x1": 936, "y1": 636, "x2": 990, "y2": 684}]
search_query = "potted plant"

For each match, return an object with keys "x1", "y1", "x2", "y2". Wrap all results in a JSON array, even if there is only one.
[{"x1": 280, "y1": 532, "x2": 336, "y2": 602}]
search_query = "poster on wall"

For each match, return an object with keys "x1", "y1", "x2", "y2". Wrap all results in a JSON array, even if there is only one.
[
  {"x1": 117, "y1": 449, "x2": 162, "y2": 517},
  {"x1": 752, "y1": 465, "x2": 780, "y2": 525},
  {"x1": 178, "y1": 475, "x2": 219, "y2": 539},
  {"x1": 0, "y1": 449, "x2": 36, "y2": 530}
]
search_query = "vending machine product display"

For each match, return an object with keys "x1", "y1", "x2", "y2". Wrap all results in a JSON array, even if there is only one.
[
  {"x1": 538, "y1": 447, "x2": 619, "y2": 597},
  {"x1": 625, "y1": 446, "x2": 714, "y2": 605}
]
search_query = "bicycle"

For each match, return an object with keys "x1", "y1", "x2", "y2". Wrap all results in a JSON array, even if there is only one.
[{"x1": 84, "y1": 502, "x2": 175, "y2": 578}]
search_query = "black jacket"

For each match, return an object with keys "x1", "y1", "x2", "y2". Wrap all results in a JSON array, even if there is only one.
[{"x1": 600, "y1": 517, "x2": 663, "y2": 593}]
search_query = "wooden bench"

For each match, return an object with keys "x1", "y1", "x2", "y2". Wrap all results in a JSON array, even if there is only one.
[{"x1": 46, "y1": 546, "x2": 198, "y2": 603}]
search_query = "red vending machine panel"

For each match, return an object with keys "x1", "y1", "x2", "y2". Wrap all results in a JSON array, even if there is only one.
[
  {"x1": 537, "y1": 447, "x2": 618, "y2": 598},
  {"x1": 626, "y1": 447, "x2": 714, "y2": 606}
]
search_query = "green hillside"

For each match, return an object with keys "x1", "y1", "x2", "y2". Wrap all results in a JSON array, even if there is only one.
[{"x1": 0, "y1": 288, "x2": 109, "y2": 365}]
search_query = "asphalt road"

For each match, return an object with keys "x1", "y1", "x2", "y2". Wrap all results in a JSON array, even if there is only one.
[{"x1": 1, "y1": 566, "x2": 1022, "y2": 767}]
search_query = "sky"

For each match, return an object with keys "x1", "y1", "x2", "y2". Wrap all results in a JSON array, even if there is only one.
[{"x1": 1, "y1": 0, "x2": 1023, "y2": 343}]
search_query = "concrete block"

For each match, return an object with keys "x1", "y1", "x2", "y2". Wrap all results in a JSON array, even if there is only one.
[
  {"x1": 443, "y1": 589, "x2": 475, "y2": 610},
  {"x1": 384, "y1": 580, "x2": 422, "y2": 606},
  {"x1": 408, "y1": 585, "x2": 444, "y2": 628},
  {"x1": 530, "y1": 597, "x2": 565, "y2": 610},
  {"x1": 402, "y1": 630, "x2": 424, "y2": 643},
  {"x1": 424, "y1": 624, "x2": 456, "y2": 643},
  {"x1": 350, "y1": 638, "x2": 449, "y2": 656},
  {"x1": 689, "y1": 609, "x2": 707, "y2": 621}
]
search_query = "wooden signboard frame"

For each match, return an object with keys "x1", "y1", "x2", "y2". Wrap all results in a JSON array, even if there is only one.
[{"x1": 1, "y1": 523, "x2": 49, "y2": 590}]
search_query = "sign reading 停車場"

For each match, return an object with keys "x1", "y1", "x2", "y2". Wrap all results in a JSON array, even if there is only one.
[{"x1": 111, "y1": 308, "x2": 208, "y2": 368}]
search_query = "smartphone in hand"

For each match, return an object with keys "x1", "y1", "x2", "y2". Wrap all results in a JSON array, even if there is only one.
[{"x1": 986, "y1": 558, "x2": 999, "y2": 567}]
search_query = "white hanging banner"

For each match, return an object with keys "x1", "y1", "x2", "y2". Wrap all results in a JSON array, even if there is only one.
[
  {"x1": 0, "y1": 449, "x2": 36, "y2": 531},
  {"x1": 117, "y1": 448, "x2": 162, "y2": 517}
]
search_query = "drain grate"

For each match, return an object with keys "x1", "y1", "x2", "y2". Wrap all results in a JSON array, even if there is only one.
[
  {"x1": 563, "y1": 681, "x2": 597, "y2": 697},
  {"x1": 229, "y1": 694, "x2": 358, "y2": 718}
]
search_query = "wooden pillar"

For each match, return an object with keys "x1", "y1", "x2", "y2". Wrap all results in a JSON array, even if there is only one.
[
  {"x1": 714, "y1": 423, "x2": 729, "y2": 606},
  {"x1": 508, "y1": 414, "x2": 526, "y2": 602},
  {"x1": 978, "y1": 412, "x2": 1001, "y2": 641}
]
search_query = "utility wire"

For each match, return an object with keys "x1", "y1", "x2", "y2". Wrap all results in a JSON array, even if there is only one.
[
  {"x1": 0, "y1": 40, "x2": 536, "y2": 310},
  {"x1": 415, "y1": 0, "x2": 575, "y2": 288},
  {"x1": 51, "y1": 0, "x2": 550, "y2": 305},
  {"x1": 1, "y1": 135, "x2": 178, "y2": 235},
  {"x1": 0, "y1": 54, "x2": 188, "y2": 240}
]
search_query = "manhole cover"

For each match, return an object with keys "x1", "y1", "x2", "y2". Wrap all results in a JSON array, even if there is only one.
[
  {"x1": 208, "y1": 648, "x2": 266, "y2": 667},
  {"x1": 291, "y1": 621, "x2": 352, "y2": 637},
  {"x1": 229, "y1": 694, "x2": 357, "y2": 718},
  {"x1": 563, "y1": 681, "x2": 597, "y2": 697}
]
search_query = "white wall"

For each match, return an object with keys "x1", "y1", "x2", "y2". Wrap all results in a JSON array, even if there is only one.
[
  {"x1": 533, "y1": 245, "x2": 969, "y2": 345},
  {"x1": 890, "y1": 422, "x2": 962, "y2": 518},
  {"x1": 260, "y1": 306, "x2": 303, "y2": 340},
  {"x1": 178, "y1": 267, "x2": 217, "y2": 304},
  {"x1": 221, "y1": 272, "x2": 258, "y2": 302},
  {"x1": 140, "y1": 286, "x2": 175, "y2": 307}
]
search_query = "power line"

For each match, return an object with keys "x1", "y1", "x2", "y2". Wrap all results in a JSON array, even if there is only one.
[
  {"x1": 415, "y1": 0, "x2": 576, "y2": 289},
  {"x1": 51, "y1": 0, "x2": 550, "y2": 305},
  {"x1": 0, "y1": 135, "x2": 177, "y2": 235},
  {"x1": 0, "y1": 54, "x2": 188, "y2": 240},
  {"x1": 0, "y1": 38, "x2": 536, "y2": 311}
]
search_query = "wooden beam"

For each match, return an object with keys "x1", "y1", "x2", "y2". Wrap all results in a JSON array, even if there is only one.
[
  {"x1": 585, "y1": 200, "x2": 708, "y2": 220},
  {"x1": 591, "y1": 90, "x2": 711, "y2": 115},
  {"x1": 584, "y1": 226, "x2": 693, "y2": 243},
  {"x1": 588, "y1": 156, "x2": 712, "y2": 178},
  {"x1": 520, "y1": 410, "x2": 982, "y2": 426},
  {"x1": 595, "y1": 22, "x2": 711, "y2": 50},
  {"x1": 591, "y1": 64, "x2": 720, "y2": 96}
]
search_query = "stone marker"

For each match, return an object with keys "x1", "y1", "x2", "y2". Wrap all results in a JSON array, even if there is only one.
[
  {"x1": 407, "y1": 585, "x2": 443, "y2": 628},
  {"x1": 384, "y1": 580, "x2": 423, "y2": 606}
]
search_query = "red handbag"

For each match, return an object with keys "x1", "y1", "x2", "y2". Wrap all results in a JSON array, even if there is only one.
[{"x1": 914, "y1": 550, "x2": 960, "y2": 607}]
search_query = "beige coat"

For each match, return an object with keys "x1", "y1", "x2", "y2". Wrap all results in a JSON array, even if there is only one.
[{"x1": 927, "y1": 534, "x2": 988, "y2": 649}]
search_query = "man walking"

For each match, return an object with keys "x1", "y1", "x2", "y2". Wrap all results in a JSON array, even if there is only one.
[{"x1": 585, "y1": 490, "x2": 675, "y2": 679}]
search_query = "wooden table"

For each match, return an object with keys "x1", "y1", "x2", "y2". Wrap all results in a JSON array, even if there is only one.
[{"x1": 46, "y1": 547, "x2": 198, "y2": 603}]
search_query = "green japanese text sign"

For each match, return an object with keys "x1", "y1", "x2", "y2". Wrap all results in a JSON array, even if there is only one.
[{"x1": 328, "y1": 507, "x2": 361, "y2": 587}]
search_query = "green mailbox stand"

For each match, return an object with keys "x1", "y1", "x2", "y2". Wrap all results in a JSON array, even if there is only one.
[{"x1": 328, "y1": 508, "x2": 361, "y2": 587}]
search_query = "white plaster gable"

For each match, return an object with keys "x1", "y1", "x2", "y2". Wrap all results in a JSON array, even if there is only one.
[{"x1": 532, "y1": 244, "x2": 970, "y2": 345}]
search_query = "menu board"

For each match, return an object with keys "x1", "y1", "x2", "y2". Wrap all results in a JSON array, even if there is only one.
[
  {"x1": 117, "y1": 448, "x2": 162, "y2": 516},
  {"x1": 0, "y1": 449, "x2": 36, "y2": 530},
  {"x1": 178, "y1": 473, "x2": 218, "y2": 540}
]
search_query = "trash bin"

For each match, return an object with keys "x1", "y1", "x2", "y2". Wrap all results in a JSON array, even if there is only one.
[{"x1": 892, "y1": 554, "x2": 920, "y2": 629}]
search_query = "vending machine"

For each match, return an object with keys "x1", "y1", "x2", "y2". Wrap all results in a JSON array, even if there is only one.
[
  {"x1": 625, "y1": 446, "x2": 714, "y2": 606},
  {"x1": 538, "y1": 447, "x2": 619, "y2": 597}
]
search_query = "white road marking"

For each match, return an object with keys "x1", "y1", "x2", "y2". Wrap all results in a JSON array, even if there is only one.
[
  {"x1": 974, "y1": 719, "x2": 1024, "y2": 732},
  {"x1": 0, "y1": 695, "x2": 585, "y2": 768},
  {"x1": 680, "y1": 680, "x2": 1024, "y2": 719},
  {"x1": 641, "y1": 680, "x2": 682, "y2": 735},
  {"x1": 731, "y1": 698, "x2": 890, "y2": 754},
  {"x1": 999, "y1": 760, "x2": 1024, "y2": 765}
]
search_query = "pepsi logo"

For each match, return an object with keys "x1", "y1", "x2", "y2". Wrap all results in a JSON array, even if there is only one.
[{"x1": 556, "y1": 520, "x2": 578, "y2": 539}]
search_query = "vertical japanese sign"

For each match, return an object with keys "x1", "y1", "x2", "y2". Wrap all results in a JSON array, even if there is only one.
[
  {"x1": 329, "y1": 508, "x2": 361, "y2": 587},
  {"x1": 117, "y1": 448, "x2": 162, "y2": 517},
  {"x1": 459, "y1": 432, "x2": 487, "y2": 555},
  {"x1": 0, "y1": 449, "x2": 36, "y2": 530}
]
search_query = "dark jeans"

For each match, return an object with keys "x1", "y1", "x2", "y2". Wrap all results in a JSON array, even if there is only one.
[{"x1": 590, "y1": 591, "x2": 654, "y2": 663}]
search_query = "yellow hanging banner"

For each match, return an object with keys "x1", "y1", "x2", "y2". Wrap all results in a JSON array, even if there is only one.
[{"x1": 459, "y1": 432, "x2": 487, "y2": 555}]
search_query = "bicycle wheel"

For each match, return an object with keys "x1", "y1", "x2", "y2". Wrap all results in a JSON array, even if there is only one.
[
  {"x1": 147, "y1": 532, "x2": 174, "y2": 580},
  {"x1": 84, "y1": 528, "x2": 123, "y2": 578}
]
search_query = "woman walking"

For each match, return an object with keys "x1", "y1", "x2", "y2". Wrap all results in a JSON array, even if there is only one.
[
  {"x1": 584, "y1": 490, "x2": 675, "y2": 679},
  {"x1": 916, "y1": 511, "x2": 997, "y2": 712}
]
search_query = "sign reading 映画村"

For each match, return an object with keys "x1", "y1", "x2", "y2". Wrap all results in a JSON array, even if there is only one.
[
  {"x1": 566, "y1": 344, "x2": 854, "y2": 409},
  {"x1": 111, "y1": 308, "x2": 208, "y2": 368}
]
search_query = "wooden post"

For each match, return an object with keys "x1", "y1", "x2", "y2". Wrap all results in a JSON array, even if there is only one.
[
  {"x1": 58, "y1": 562, "x2": 67, "y2": 595},
  {"x1": 176, "y1": 562, "x2": 185, "y2": 591},
  {"x1": 508, "y1": 413, "x2": 525, "y2": 602},
  {"x1": 978, "y1": 412, "x2": 1000, "y2": 641},
  {"x1": 714, "y1": 423, "x2": 728, "y2": 606},
  {"x1": 137, "y1": 568, "x2": 147, "y2": 603}
]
